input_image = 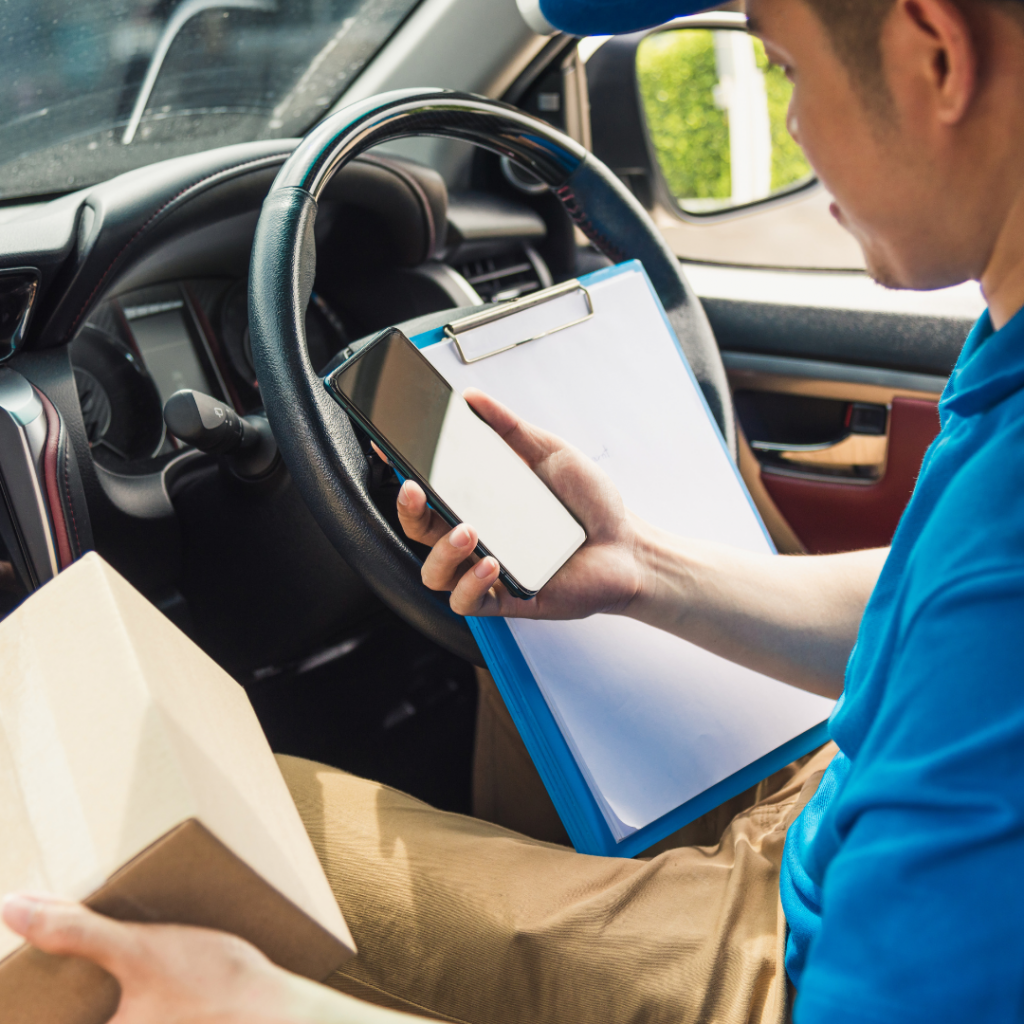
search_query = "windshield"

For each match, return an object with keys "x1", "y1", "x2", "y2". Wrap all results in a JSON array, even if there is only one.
[{"x1": 0, "y1": 0, "x2": 420, "y2": 201}]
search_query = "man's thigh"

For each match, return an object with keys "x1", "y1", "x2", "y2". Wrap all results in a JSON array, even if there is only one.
[
  {"x1": 471, "y1": 667, "x2": 828, "y2": 851},
  {"x1": 279, "y1": 744, "x2": 835, "y2": 1024}
]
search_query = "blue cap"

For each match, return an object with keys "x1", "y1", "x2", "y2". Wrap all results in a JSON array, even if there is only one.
[{"x1": 517, "y1": 0, "x2": 715, "y2": 36}]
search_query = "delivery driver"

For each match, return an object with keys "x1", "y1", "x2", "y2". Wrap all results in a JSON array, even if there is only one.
[{"x1": 5, "y1": 0, "x2": 1024, "y2": 1020}]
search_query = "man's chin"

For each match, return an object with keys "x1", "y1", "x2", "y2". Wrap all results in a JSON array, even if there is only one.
[
  {"x1": 834, "y1": 217, "x2": 911, "y2": 290},
  {"x1": 865, "y1": 261, "x2": 907, "y2": 291},
  {"x1": 859, "y1": 244, "x2": 910, "y2": 290},
  {"x1": 863, "y1": 252, "x2": 972, "y2": 292}
]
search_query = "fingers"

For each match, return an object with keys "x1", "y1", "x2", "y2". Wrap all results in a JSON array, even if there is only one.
[
  {"x1": 420, "y1": 533, "x2": 526, "y2": 618},
  {"x1": 2, "y1": 894, "x2": 132, "y2": 974},
  {"x1": 463, "y1": 389, "x2": 568, "y2": 470},
  {"x1": 448, "y1": 556, "x2": 503, "y2": 616},
  {"x1": 395, "y1": 481, "x2": 502, "y2": 608},
  {"x1": 420, "y1": 522, "x2": 478, "y2": 591},
  {"x1": 446, "y1": 557, "x2": 546, "y2": 619},
  {"x1": 396, "y1": 480, "x2": 449, "y2": 547}
]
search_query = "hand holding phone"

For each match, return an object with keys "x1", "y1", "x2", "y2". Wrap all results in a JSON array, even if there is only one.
[
  {"x1": 325, "y1": 325, "x2": 647, "y2": 606},
  {"x1": 325, "y1": 328, "x2": 587, "y2": 598},
  {"x1": 395, "y1": 389, "x2": 647, "y2": 622}
]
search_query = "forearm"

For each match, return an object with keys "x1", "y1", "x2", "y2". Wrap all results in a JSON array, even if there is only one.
[{"x1": 626, "y1": 521, "x2": 887, "y2": 698}]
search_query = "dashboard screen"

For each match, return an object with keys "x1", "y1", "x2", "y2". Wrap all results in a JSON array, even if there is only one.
[{"x1": 128, "y1": 306, "x2": 212, "y2": 404}]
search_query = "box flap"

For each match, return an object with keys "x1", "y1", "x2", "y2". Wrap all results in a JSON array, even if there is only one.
[
  {"x1": 0, "y1": 553, "x2": 354, "y2": 970},
  {"x1": 0, "y1": 819, "x2": 350, "y2": 1024}
]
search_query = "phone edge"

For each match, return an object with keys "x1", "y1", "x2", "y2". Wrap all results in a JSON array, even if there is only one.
[{"x1": 323, "y1": 336, "x2": 546, "y2": 601}]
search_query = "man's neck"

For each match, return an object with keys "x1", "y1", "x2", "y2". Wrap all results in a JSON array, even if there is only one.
[{"x1": 980, "y1": 187, "x2": 1024, "y2": 330}]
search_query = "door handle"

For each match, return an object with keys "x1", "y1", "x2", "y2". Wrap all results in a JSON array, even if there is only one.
[{"x1": 751, "y1": 432, "x2": 888, "y2": 470}]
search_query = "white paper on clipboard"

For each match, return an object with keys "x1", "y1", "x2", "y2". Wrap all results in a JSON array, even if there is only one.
[{"x1": 421, "y1": 265, "x2": 834, "y2": 840}]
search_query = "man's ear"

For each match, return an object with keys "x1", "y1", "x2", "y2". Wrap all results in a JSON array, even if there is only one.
[{"x1": 889, "y1": 0, "x2": 977, "y2": 124}]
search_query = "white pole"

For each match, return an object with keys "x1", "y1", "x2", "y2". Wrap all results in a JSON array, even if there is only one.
[{"x1": 713, "y1": 31, "x2": 772, "y2": 205}]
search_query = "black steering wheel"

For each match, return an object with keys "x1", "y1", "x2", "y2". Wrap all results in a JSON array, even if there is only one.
[{"x1": 248, "y1": 89, "x2": 733, "y2": 665}]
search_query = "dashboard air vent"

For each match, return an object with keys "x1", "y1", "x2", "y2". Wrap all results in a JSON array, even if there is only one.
[{"x1": 455, "y1": 244, "x2": 553, "y2": 303}]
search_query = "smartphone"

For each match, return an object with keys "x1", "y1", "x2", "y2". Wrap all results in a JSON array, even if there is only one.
[{"x1": 324, "y1": 327, "x2": 586, "y2": 599}]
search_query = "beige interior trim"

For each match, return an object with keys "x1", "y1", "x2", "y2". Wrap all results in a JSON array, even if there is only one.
[
  {"x1": 736, "y1": 426, "x2": 806, "y2": 554},
  {"x1": 727, "y1": 369, "x2": 943, "y2": 406},
  {"x1": 772, "y1": 432, "x2": 888, "y2": 469},
  {"x1": 561, "y1": 47, "x2": 592, "y2": 151}
]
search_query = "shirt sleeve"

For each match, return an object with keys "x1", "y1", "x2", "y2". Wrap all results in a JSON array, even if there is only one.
[{"x1": 795, "y1": 570, "x2": 1024, "y2": 1023}]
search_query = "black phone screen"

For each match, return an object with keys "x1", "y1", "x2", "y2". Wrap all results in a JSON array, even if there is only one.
[{"x1": 326, "y1": 328, "x2": 586, "y2": 596}]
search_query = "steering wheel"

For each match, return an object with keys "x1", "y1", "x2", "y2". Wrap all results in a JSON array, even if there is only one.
[{"x1": 248, "y1": 89, "x2": 733, "y2": 665}]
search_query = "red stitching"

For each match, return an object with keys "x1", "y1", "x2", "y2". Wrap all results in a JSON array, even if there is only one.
[
  {"x1": 63, "y1": 437, "x2": 82, "y2": 557},
  {"x1": 65, "y1": 152, "x2": 293, "y2": 342},
  {"x1": 554, "y1": 184, "x2": 628, "y2": 264},
  {"x1": 33, "y1": 387, "x2": 75, "y2": 569}
]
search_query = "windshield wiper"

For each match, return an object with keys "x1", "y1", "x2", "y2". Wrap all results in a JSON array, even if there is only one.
[{"x1": 122, "y1": 0, "x2": 278, "y2": 145}]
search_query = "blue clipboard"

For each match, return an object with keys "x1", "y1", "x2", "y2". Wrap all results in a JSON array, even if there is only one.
[{"x1": 411, "y1": 261, "x2": 830, "y2": 859}]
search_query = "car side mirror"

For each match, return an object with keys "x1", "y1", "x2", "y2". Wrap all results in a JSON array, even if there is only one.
[{"x1": 587, "y1": 22, "x2": 815, "y2": 216}]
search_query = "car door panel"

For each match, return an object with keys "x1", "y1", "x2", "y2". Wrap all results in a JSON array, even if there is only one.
[
  {"x1": 706, "y1": 298, "x2": 970, "y2": 377},
  {"x1": 702, "y1": 297, "x2": 964, "y2": 554},
  {"x1": 755, "y1": 395, "x2": 940, "y2": 554}
]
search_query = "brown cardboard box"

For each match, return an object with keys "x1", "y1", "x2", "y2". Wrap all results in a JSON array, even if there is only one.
[{"x1": 0, "y1": 553, "x2": 356, "y2": 1024}]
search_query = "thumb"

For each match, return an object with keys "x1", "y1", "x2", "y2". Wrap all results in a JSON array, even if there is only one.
[
  {"x1": 463, "y1": 388, "x2": 565, "y2": 468},
  {"x1": 2, "y1": 894, "x2": 133, "y2": 973}
]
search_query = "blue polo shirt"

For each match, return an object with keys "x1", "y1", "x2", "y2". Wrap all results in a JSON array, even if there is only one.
[{"x1": 780, "y1": 304, "x2": 1024, "y2": 1022}]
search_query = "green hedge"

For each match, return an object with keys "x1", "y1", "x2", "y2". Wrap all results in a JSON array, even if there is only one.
[
  {"x1": 637, "y1": 30, "x2": 730, "y2": 201},
  {"x1": 636, "y1": 30, "x2": 812, "y2": 206}
]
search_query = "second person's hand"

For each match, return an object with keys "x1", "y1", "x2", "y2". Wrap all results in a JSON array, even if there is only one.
[
  {"x1": 0, "y1": 893, "x2": 431, "y2": 1024},
  {"x1": 397, "y1": 389, "x2": 647, "y2": 621}
]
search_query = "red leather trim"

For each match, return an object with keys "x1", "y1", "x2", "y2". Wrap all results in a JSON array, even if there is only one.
[
  {"x1": 183, "y1": 284, "x2": 244, "y2": 412},
  {"x1": 34, "y1": 388, "x2": 75, "y2": 570},
  {"x1": 761, "y1": 396, "x2": 941, "y2": 554}
]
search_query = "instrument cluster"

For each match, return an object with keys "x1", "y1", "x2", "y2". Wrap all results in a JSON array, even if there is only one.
[{"x1": 71, "y1": 279, "x2": 348, "y2": 467}]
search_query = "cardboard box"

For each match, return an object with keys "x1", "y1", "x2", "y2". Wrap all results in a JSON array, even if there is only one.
[{"x1": 0, "y1": 553, "x2": 356, "y2": 1024}]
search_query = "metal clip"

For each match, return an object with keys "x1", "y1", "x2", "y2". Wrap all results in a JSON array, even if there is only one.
[{"x1": 444, "y1": 279, "x2": 594, "y2": 364}]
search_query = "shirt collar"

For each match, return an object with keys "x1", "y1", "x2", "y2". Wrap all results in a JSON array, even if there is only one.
[{"x1": 941, "y1": 303, "x2": 1024, "y2": 419}]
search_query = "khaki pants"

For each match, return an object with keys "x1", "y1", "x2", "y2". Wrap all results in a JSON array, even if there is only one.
[{"x1": 278, "y1": 672, "x2": 835, "y2": 1024}]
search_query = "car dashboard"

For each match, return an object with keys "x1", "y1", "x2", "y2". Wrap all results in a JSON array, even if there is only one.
[
  {"x1": 0, "y1": 134, "x2": 588, "y2": 813},
  {"x1": 74, "y1": 278, "x2": 345, "y2": 466},
  {"x1": 70, "y1": 182, "x2": 559, "y2": 477},
  {"x1": 0, "y1": 134, "x2": 585, "y2": 687}
]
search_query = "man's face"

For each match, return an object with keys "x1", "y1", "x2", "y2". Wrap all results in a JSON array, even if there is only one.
[{"x1": 746, "y1": 0, "x2": 995, "y2": 291}]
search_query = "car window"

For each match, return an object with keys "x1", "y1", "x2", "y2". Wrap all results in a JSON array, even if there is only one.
[{"x1": 0, "y1": 0, "x2": 421, "y2": 201}]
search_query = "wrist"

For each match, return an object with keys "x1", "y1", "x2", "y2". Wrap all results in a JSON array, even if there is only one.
[{"x1": 620, "y1": 517, "x2": 698, "y2": 629}]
